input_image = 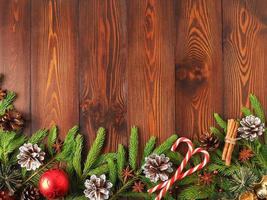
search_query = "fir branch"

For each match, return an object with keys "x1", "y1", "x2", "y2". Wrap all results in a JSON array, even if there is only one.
[
  {"x1": 93, "y1": 153, "x2": 117, "y2": 167},
  {"x1": 87, "y1": 164, "x2": 109, "y2": 176},
  {"x1": 153, "y1": 135, "x2": 178, "y2": 155},
  {"x1": 83, "y1": 127, "x2": 106, "y2": 177},
  {"x1": 107, "y1": 158, "x2": 117, "y2": 185},
  {"x1": 214, "y1": 113, "x2": 227, "y2": 131},
  {"x1": 210, "y1": 127, "x2": 224, "y2": 141},
  {"x1": 47, "y1": 125, "x2": 58, "y2": 155},
  {"x1": 73, "y1": 134, "x2": 83, "y2": 178},
  {"x1": 241, "y1": 107, "x2": 252, "y2": 116},
  {"x1": 0, "y1": 91, "x2": 16, "y2": 115},
  {"x1": 28, "y1": 129, "x2": 48, "y2": 144},
  {"x1": 129, "y1": 126, "x2": 138, "y2": 170},
  {"x1": 120, "y1": 192, "x2": 151, "y2": 199},
  {"x1": 117, "y1": 144, "x2": 126, "y2": 179},
  {"x1": 250, "y1": 94, "x2": 265, "y2": 122},
  {"x1": 56, "y1": 126, "x2": 78, "y2": 161},
  {"x1": 142, "y1": 136, "x2": 156, "y2": 163}
]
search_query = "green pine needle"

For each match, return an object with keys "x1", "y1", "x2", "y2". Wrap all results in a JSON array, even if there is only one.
[
  {"x1": 250, "y1": 94, "x2": 265, "y2": 122},
  {"x1": 47, "y1": 125, "x2": 58, "y2": 155},
  {"x1": 28, "y1": 129, "x2": 48, "y2": 144},
  {"x1": 153, "y1": 135, "x2": 178, "y2": 155},
  {"x1": 142, "y1": 136, "x2": 156, "y2": 163},
  {"x1": 73, "y1": 134, "x2": 83, "y2": 178},
  {"x1": 210, "y1": 127, "x2": 224, "y2": 141},
  {"x1": 214, "y1": 113, "x2": 227, "y2": 131},
  {"x1": 241, "y1": 107, "x2": 252, "y2": 116},
  {"x1": 93, "y1": 153, "x2": 117, "y2": 167},
  {"x1": 83, "y1": 127, "x2": 106, "y2": 177},
  {"x1": 0, "y1": 91, "x2": 16, "y2": 115},
  {"x1": 117, "y1": 144, "x2": 126, "y2": 179},
  {"x1": 107, "y1": 158, "x2": 117, "y2": 185},
  {"x1": 87, "y1": 164, "x2": 109, "y2": 176},
  {"x1": 129, "y1": 126, "x2": 138, "y2": 170}
]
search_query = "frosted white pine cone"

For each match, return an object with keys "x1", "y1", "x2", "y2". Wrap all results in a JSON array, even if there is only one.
[
  {"x1": 142, "y1": 154, "x2": 173, "y2": 183},
  {"x1": 84, "y1": 174, "x2": 113, "y2": 200},
  {"x1": 238, "y1": 115, "x2": 265, "y2": 141},
  {"x1": 17, "y1": 143, "x2": 45, "y2": 171}
]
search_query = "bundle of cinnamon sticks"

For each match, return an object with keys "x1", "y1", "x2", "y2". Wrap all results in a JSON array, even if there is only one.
[{"x1": 222, "y1": 119, "x2": 239, "y2": 166}]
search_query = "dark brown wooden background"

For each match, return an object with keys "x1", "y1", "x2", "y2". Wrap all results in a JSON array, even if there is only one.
[{"x1": 1, "y1": 0, "x2": 267, "y2": 152}]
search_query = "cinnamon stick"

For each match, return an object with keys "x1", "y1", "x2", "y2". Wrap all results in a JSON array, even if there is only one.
[
  {"x1": 225, "y1": 121, "x2": 239, "y2": 166},
  {"x1": 222, "y1": 119, "x2": 235, "y2": 160}
]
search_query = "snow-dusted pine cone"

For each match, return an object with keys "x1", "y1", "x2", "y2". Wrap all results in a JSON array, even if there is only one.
[
  {"x1": 84, "y1": 175, "x2": 113, "y2": 200},
  {"x1": 238, "y1": 115, "x2": 265, "y2": 141},
  {"x1": 142, "y1": 154, "x2": 173, "y2": 183},
  {"x1": 17, "y1": 143, "x2": 45, "y2": 171},
  {"x1": 21, "y1": 185, "x2": 40, "y2": 200}
]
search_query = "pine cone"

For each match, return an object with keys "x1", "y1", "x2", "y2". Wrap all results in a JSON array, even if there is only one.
[
  {"x1": 0, "y1": 109, "x2": 24, "y2": 131},
  {"x1": 84, "y1": 174, "x2": 113, "y2": 200},
  {"x1": 17, "y1": 143, "x2": 45, "y2": 171},
  {"x1": 21, "y1": 185, "x2": 41, "y2": 200},
  {"x1": 238, "y1": 115, "x2": 265, "y2": 141},
  {"x1": 199, "y1": 132, "x2": 220, "y2": 151},
  {"x1": 0, "y1": 89, "x2": 7, "y2": 101},
  {"x1": 0, "y1": 164, "x2": 22, "y2": 195},
  {"x1": 142, "y1": 154, "x2": 173, "y2": 183}
]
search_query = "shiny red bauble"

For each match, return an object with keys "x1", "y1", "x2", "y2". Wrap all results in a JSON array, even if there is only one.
[{"x1": 38, "y1": 169, "x2": 69, "y2": 199}]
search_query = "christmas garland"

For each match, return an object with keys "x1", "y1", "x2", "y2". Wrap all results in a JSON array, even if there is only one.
[{"x1": 0, "y1": 78, "x2": 266, "y2": 200}]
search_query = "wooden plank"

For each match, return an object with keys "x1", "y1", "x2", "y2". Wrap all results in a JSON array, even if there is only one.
[
  {"x1": 127, "y1": 0, "x2": 176, "y2": 147},
  {"x1": 31, "y1": 0, "x2": 79, "y2": 136},
  {"x1": 79, "y1": 0, "x2": 128, "y2": 150},
  {"x1": 223, "y1": 0, "x2": 267, "y2": 118},
  {"x1": 175, "y1": 0, "x2": 223, "y2": 139},
  {"x1": 0, "y1": 0, "x2": 31, "y2": 131}
]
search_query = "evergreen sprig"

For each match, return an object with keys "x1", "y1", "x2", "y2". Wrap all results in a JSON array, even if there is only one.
[{"x1": 129, "y1": 126, "x2": 138, "y2": 170}]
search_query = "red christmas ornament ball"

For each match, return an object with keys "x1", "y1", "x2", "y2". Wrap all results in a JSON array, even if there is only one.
[{"x1": 39, "y1": 169, "x2": 69, "y2": 199}]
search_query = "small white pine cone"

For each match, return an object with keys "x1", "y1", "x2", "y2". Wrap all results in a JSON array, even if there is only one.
[
  {"x1": 142, "y1": 154, "x2": 173, "y2": 183},
  {"x1": 84, "y1": 174, "x2": 113, "y2": 200},
  {"x1": 238, "y1": 115, "x2": 265, "y2": 141},
  {"x1": 17, "y1": 143, "x2": 45, "y2": 171}
]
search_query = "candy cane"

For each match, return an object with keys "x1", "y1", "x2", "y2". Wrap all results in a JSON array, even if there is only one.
[{"x1": 148, "y1": 137, "x2": 210, "y2": 200}]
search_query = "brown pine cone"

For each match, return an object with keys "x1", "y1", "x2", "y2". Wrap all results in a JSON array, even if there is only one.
[
  {"x1": 0, "y1": 89, "x2": 7, "y2": 101},
  {"x1": 20, "y1": 185, "x2": 41, "y2": 200},
  {"x1": 199, "y1": 132, "x2": 220, "y2": 151},
  {"x1": 0, "y1": 109, "x2": 24, "y2": 131}
]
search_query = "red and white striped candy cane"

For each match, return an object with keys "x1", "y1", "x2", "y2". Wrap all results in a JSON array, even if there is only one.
[
  {"x1": 148, "y1": 137, "x2": 194, "y2": 194},
  {"x1": 147, "y1": 137, "x2": 210, "y2": 200}
]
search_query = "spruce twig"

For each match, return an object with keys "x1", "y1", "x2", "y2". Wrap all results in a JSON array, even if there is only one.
[{"x1": 129, "y1": 126, "x2": 138, "y2": 170}]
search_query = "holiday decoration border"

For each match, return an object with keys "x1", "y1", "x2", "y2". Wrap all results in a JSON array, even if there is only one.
[{"x1": 0, "y1": 76, "x2": 266, "y2": 200}]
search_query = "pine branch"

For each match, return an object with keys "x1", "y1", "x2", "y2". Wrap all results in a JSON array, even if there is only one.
[
  {"x1": 153, "y1": 135, "x2": 178, "y2": 155},
  {"x1": 250, "y1": 94, "x2": 265, "y2": 122},
  {"x1": 0, "y1": 91, "x2": 16, "y2": 115},
  {"x1": 83, "y1": 127, "x2": 106, "y2": 177},
  {"x1": 142, "y1": 136, "x2": 156, "y2": 164},
  {"x1": 56, "y1": 126, "x2": 78, "y2": 161},
  {"x1": 28, "y1": 129, "x2": 48, "y2": 144},
  {"x1": 214, "y1": 113, "x2": 227, "y2": 132},
  {"x1": 73, "y1": 134, "x2": 83, "y2": 178},
  {"x1": 47, "y1": 125, "x2": 58, "y2": 155},
  {"x1": 210, "y1": 127, "x2": 224, "y2": 141},
  {"x1": 117, "y1": 144, "x2": 126, "y2": 179},
  {"x1": 129, "y1": 126, "x2": 138, "y2": 170},
  {"x1": 93, "y1": 153, "x2": 117, "y2": 167},
  {"x1": 107, "y1": 158, "x2": 117, "y2": 185},
  {"x1": 87, "y1": 164, "x2": 109, "y2": 176},
  {"x1": 241, "y1": 107, "x2": 252, "y2": 116}
]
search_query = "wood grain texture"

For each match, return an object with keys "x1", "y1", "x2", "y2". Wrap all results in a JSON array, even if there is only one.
[
  {"x1": 175, "y1": 0, "x2": 223, "y2": 139},
  {"x1": 79, "y1": 0, "x2": 128, "y2": 150},
  {"x1": 127, "y1": 0, "x2": 176, "y2": 148},
  {"x1": 223, "y1": 0, "x2": 267, "y2": 119},
  {"x1": 0, "y1": 0, "x2": 31, "y2": 131},
  {"x1": 31, "y1": 0, "x2": 79, "y2": 136}
]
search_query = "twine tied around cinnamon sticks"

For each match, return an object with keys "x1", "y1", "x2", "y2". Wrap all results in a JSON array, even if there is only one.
[{"x1": 222, "y1": 119, "x2": 239, "y2": 166}]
